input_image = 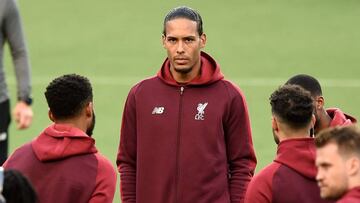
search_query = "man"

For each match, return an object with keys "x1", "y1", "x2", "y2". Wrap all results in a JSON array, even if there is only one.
[
  {"x1": 117, "y1": 6, "x2": 256, "y2": 203},
  {"x1": 316, "y1": 125, "x2": 360, "y2": 202},
  {"x1": 286, "y1": 74, "x2": 356, "y2": 135},
  {"x1": 245, "y1": 85, "x2": 333, "y2": 203},
  {"x1": 3, "y1": 74, "x2": 116, "y2": 203},
  {"x1": 0, "y1": 0, "x2": 33, "y2": 165}
]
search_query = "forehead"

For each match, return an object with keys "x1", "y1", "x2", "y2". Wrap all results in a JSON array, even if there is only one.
[
  {"x1": 316, "y1": 143, "x2": 342, "y2": 164},
  {"x1": 164, "y1": 18, "x2": 198, "y2": 36}
]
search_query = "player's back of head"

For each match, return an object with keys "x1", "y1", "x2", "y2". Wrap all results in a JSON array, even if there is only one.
[
  {"x1": 286, "y1": 74, "x2": 322, "y2": 97},
  {"x1": 44, "y1": 74, "x2": 93, "y2": 120},
  {"x1": 270, "y1": 84, "x2": 314, "y2": 129},
  {"x1": 1, "y1": 168, "x2": 37, "y2": 203}
]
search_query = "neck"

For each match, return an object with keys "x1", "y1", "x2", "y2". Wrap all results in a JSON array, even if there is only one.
[
  {"x1": 315, "y1": 109, "x2": 332, "y2": 134},
  {"x1": 348, "y1": 176, "x2": 360, "y2": 190},
  {"x1": 54, "y1": 117, "x2": 87, "y2": 133},
  {"x1": 278, "y1": 127, "x2": 311, "y2": 142}
]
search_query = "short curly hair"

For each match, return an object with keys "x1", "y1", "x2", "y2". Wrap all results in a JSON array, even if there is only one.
[
  {"x1": 270, "y1": 84, "x2": 314, "y2": 129},
  {"x1": 45, "y1": 74, "x2": 93, "y2": 119}
]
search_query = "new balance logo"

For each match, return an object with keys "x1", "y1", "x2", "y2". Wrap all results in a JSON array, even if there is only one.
[
  {"x1": 152, "y1": 107, "x2": 165, "y2": 115},
  {"x1": 195, "y1": 102, "x2": 208, "y2": 120}
]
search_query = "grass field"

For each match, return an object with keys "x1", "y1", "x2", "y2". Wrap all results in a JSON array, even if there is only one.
[{"x1": 4, "y1": 0, "x2": 360, "y2": 202}]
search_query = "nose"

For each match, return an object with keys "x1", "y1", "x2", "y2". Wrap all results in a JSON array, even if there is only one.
[
  {"x1": 316, "y1": 170, "x2": 323, "y2": 181},
  {"x1": 176, "y1": 41, "x2": 185, "y2": 54}
]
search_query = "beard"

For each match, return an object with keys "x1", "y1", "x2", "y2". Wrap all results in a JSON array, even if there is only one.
[
  {"x1": 272, "y1": 129, "x2": 280, "y2": 145},
  {"x1": 86, "y1": 111, "x2": 96, "y2": 136}
]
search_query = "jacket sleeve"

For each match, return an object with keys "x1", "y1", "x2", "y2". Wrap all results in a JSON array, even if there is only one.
[
  {"x1": 116, "y1": 87, "x2": 138, "y2": 203},
  {"x1": 223, "y1": 82, "x2": 257, "y2": 203},
  {"x1": 4, "y1": 0, "x2": 31, "y2": 100},
  {"x1": 89, "y1": 154, "x2": 117, "y2": 203}
]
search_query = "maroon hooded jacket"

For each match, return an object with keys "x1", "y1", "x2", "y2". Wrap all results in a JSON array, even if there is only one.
[
  {"x1": 327, "y1": 108, "x2": 357, "y2": 127},
  {"x1": 244, "y1": 138, "x2": 334, "y2": 203},
  {"x1": 3, "y1": 124, "x2": 116, "y2": 203},
  {"x1": 117, "y1": 52, "x2": 257, "y2": 203},
  {"x1": 337, "y1": 187, "x2": 360, "y2": 203}
]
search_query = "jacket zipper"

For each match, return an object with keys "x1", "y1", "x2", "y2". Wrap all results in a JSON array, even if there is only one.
[{"x1": 175, "y1": 86, "x2": 184, "y2": 203}]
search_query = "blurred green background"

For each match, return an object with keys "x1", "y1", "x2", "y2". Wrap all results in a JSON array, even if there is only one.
[{"x1": 4, "y1": 0, "x2": 360, "y2": 202}]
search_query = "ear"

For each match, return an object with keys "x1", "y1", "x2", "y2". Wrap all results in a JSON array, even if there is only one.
[
  {"x1": 347, "y1": 157, "x2": 360, "y2": 177},
  {"x1": 272, "y1": 116, "x2": 279, "y2": 132},
  {"x1": 48, "y1": 110, "x2": 55, "y2": 122},
  {"x1": 316, "y1": 96, "x2": 325, "y2": 110},
  {"x1": 85, "y1": 102, "x2": 93, "y2": 118},
  {"x1": 200, "y1": 33, "x2": 207, "y2": 48},
  {"x1": 162, "y1": 34, "x2": 166, "y2": 48}
]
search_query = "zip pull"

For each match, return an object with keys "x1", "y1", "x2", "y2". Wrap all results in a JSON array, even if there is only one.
[{"x1": 180, "y1": 86, "x2": 184, "y2": 95}]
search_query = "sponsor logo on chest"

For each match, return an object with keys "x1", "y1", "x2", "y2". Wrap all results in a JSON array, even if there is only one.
[{"x1": 151, "y1": 102, "x2": 209, "y2": 120}]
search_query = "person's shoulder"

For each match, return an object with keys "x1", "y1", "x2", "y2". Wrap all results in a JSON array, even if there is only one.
[
  {"x1": 216, "y1": 79, "x2": 248, "y2": 103},
  {"x1": 3, "y1": 141, "x2": 33, "y2": 167},
  {"x1": 128, "y1": 76, "x2": 159, "y2": 93},
  {"x1": 219, "y1": 79, "x2": 244, "y2": 93},
  {"x1": 245, "y1": 162, "x2": 280, "y2": 203},
  {"x1": 253, "y1": 162, "x2": 281, "y2": 183},
  {"x1": 95, "y1": 153, "x2": 115, "y2": 169}
]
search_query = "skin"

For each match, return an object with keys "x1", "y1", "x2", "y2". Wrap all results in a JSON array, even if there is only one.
[
  {"x1": 316, "y1": 143, "x2": 349, "y2": 200},
  {"x1": 162, "y1": 18, "x2": 206, "y2": 84},
  {"x1": 48, "y1": 102, "x2": 95, "y2": 136},
  {"x1": 12, "y1": 101, "x2": 33, "y2": 129},
  {"x1": 313, "y1": 96, "x2": 332, "y2": 135},
  {"x1": 271, "y1": 115, "x2": 315, "y2": 144}
]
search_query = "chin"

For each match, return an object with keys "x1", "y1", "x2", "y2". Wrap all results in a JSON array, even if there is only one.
[{"x1": 174, "y1": 66, "x2": 192, "y2": 74}]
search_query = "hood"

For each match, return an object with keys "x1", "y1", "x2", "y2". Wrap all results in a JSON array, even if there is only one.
[
  {"x1": 157, "y1": 51, "x2": 224, "y2": 86},
  {"x1": 32, "y1": 124, "x2": 97, "y2": 162},
  {"x1": 274, "y1": 138, "x2": 317, "y2": 179},
  {"x1": 327, "y1": 108, "x2": 357, "y2": 127}
]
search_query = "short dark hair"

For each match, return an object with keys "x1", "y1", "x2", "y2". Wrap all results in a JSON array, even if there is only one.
[
  {"x1": 3, "y1": 169, "x2": 37, "y2": 203},
  {"x1": 315, "y1": 125, "x2": 360, "y2": 156},
  {"x1": 270, "y1": 84, "x2": 314, "y2": 129},
  {"x1": 285, "y1": 74, "x2": 322, "y2": 97},
  {"x1": 163, "y1": 6, "x2": 203, "y2": 36},
  {"x1": 45, "y1": 74, "x2": 93, "y2": 119}
]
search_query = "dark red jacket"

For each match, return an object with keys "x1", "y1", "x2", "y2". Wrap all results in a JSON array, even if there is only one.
[
  {"x1": 244, "y1": 138, "x2": 334, "y2": 203},
  {"x1": 327, "y1": 108, "x2": 357, "y2": 127},
  {"x1": 117, "y1": 52, "x2": 257, "y2": 203},
  {"x1": 337, "y1": 187, "x2": 360, "y2": 203},
  {"x1": 3, "y1": 124, "x2": 116, "y2": 203}
]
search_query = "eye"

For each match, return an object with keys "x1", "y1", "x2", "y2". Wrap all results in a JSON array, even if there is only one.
[
  {"x1": 167, "y1": 38, "x2": 177, "y2": 43},
  {"x1": 185, "y1": 38, "x2": 195, "y2": 43}
]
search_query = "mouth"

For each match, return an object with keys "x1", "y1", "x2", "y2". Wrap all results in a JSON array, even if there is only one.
[{"x1": 174, "y1": 58, "x2": 189, "y2": 65}]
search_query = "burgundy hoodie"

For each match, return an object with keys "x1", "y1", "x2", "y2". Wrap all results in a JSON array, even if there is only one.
[
  {"x1": 337, "y1": 187, "x2": 360, "y2": 203},
  {"x1": 327, "y1": 108, "x2": 357, "y2": 127},
  {"x1": 3, "y1": 124, "x2": 116, "y2": 203},
  {"x1": 117, "y1": 52, "x2": 257, "y2": 203},
  {"x1": 245, "y1": 138, "x2": 334, "y2": 203}
]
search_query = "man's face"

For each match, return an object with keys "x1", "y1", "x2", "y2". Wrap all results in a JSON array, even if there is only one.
[
  {"x1": 316, "y1": 143, "x2": 348, "y2": 200},
  {"x1": 162, "y1": 18, "x2": 206, "y2": 75}
]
